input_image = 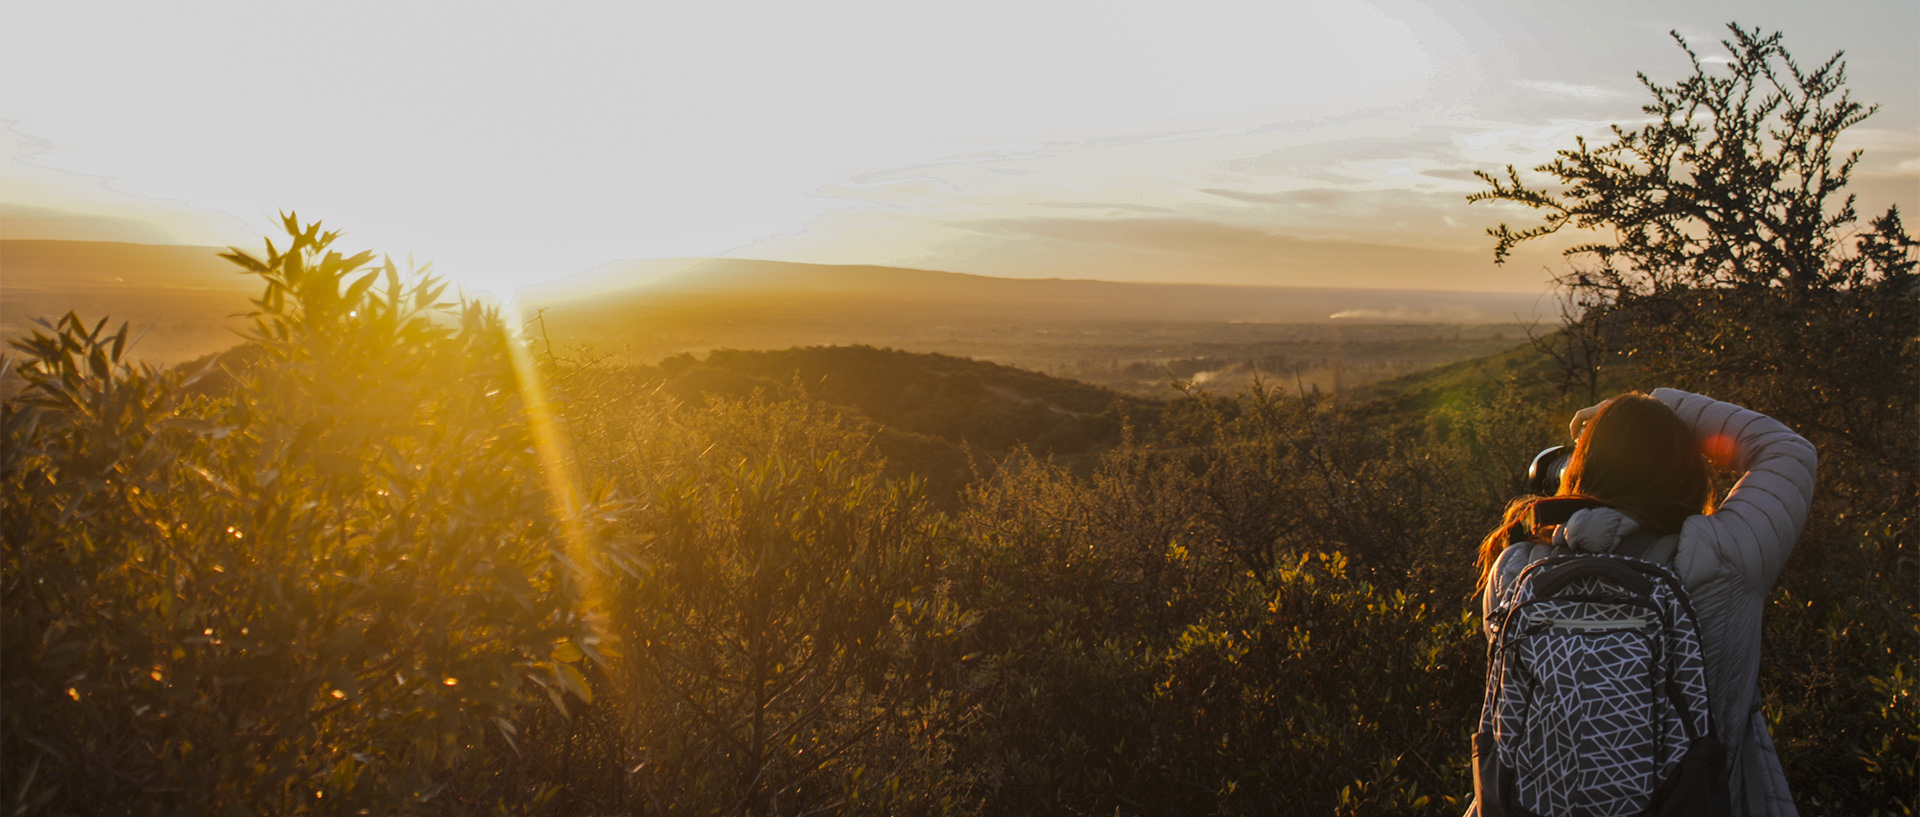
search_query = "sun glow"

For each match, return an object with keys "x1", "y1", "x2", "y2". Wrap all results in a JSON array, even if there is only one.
[
  {"x1": 499, "y1": 296, "x2": 613, "y2": 676},
  {"x1": 2, "y1": 2, "x2": 1914, "y2": 296}
]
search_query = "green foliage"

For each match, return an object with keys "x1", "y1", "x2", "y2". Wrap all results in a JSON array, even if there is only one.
[
  {"x1": 618, "y1": 345, "x2": 1147, "y2": 507},
  {"x1": 5, "y1": 203, "x2": 1911, "y2": 813},
  {"x1": 940, "y1": 391, "x2": 1491, "y2": 816},
  {"x1": 590, "y1": 395, "x2": 979, "y2": 815},
  {"x1": 1765, "y1": 588, "x2": 1918, "y2": 814},
  {"x1": 2, "y1": 215, "x2": 594, "y2": 814}
]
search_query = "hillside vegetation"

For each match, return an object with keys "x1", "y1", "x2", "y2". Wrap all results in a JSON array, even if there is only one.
[
  {"x1": 606, "y1": 344, "x2": 1153, "y2": 504},
  {"x1": 519, "y1": 258, "x2": 1543, "y2": 396},
  {"x1": 4, "y1": 206, "x2": 1911, "y2": 815}
]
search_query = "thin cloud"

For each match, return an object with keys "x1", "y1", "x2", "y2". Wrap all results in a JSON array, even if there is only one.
[
  {"x1": 1, "y1": 122, "x2": 247, "y2": 246},
  {"x1": 1038, "y1": 201, "x2": 1178, "y2": 214},
  {"x1": 1222, "y1": 132, "x2": 1463, "y2": 178},
  {"x1": 960, "y1": 216, "x2": 1466, "y2": 260},
  {"x1": 1513, "y1": 80, "x2": 1633, "y2": 101},
  {"x1": 1200, "y1": 188, "x2": 1288, "y2": 205}
]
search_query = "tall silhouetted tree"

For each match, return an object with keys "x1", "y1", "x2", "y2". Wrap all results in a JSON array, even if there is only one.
[{"x1": 1471, "y1": 23, "x2": 1912, "y2": 299}]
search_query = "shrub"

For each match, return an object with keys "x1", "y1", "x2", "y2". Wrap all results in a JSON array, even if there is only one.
[
  {"x1": 563, "y1": 391, "x2": 980, "y2": 816},
  {"x1": 2, "y1": 216, "x2": 595, "y2": 814}
]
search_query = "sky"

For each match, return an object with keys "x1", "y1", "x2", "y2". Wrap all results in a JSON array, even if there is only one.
[{"x1": 2, "y1": 0, "x2": 1916, "y2": 297}]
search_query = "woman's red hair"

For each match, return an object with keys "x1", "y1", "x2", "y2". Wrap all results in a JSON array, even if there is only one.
[{"x1": 1475, "y1": 393, "x2": 1714, "y2": 590}]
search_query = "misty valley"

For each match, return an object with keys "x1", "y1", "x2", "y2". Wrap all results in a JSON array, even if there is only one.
[{"x1": 1, "y1": 239, "x2": 1539, "y2": 400}]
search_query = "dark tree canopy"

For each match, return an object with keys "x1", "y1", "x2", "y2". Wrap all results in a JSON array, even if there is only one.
[
  {"x1": 1469, "y1": 24, "x2": 1916, "y2": 475},
  {"x1": 1471, "y1": 23, "x2": 1915, "y2": 301}
]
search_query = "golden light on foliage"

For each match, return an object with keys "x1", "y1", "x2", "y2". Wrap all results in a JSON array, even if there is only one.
[
  {"x1": 0, "y1": 197, "x2": 1911, "y2": 812},
  {"x1": 2, "y1": 212, "x2": 613, "y2": 809}
]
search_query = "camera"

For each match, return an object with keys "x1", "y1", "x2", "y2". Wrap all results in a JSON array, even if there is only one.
[{"x1": 1519, "y1": 444, "x2": 1607, "y2": 534}]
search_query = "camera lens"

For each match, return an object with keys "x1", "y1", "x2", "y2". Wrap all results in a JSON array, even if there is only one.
[{"x1": 1528, "y1": 445, "x2": 1572, "y2": 495}]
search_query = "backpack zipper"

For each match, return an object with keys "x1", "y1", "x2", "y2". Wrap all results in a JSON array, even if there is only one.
[{"x1": 1544, "y1": 616, "x2": 1651, "y2": 629}]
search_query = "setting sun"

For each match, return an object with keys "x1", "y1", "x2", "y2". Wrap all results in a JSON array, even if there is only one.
[{"x1": 5, "y1": 1, "x2": 1910, "y2": 297}]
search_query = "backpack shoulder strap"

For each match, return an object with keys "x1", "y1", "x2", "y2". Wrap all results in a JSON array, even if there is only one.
[
  {"x1": 1614, "y1": 528, "x2": 1660, "y2": 560},
  {"x1": 1642, "y1": 533, "x2": 1681, "y2": 565},
  {"x1": 1615, "y1": 528, "x2": 1680, "y2": 564}
]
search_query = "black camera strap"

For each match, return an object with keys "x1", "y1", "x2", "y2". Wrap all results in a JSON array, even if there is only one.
[{"x1": 1528, "y1": 496, "x2": 1611, "y2": 528}]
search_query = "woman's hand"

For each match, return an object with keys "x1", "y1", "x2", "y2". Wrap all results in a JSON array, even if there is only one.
[{"x1": 1569, "y1": 401, "x2": 1608, "y2": 441}]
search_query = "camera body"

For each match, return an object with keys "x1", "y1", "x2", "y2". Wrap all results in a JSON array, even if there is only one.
[
  {"x1": 1519, "y1": 444, "x2": 1610, "y2": 535},
  {"x1": 1528, "y1": 445, "x2": 1572, "y2": 496}
]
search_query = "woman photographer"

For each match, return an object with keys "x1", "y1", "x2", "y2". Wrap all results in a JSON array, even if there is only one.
[{"x1": 1471, "y1": 389, "x2": 1817, "y2": 816}]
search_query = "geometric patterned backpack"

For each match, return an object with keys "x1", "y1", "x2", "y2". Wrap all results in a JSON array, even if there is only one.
[{"x1": 1473, "y1": 525, "x2": 1731, "y2": 817}]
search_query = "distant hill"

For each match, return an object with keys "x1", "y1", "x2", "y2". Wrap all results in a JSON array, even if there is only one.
[
  {"x1": 615, "y1": 339, "x2": 1581, "y2": 509},
  {"x1": 1, "y1": 243, "x2": 1548, "y2": 396},
  {"x1": 519, "y1": 256, "x2": 1549, "y2": 332},
  {"x1": 602, "y1": 345, "x2": 1161, "y2": 506},
  {"x1": 516, "y1": 257, "x2": 1548, "y2": 395},
  {"x1": 0, "y1": 240, "x2": 254, "y2": 364}
]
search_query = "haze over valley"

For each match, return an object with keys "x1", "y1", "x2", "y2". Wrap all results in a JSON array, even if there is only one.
[{"x1": 3, "y1": 239, "x2": 1545, "y2": 396}]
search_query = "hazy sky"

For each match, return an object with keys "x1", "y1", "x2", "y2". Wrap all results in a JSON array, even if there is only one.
[{"x1": 3, "y1": 0, "x2": 1915, "y2": 295}]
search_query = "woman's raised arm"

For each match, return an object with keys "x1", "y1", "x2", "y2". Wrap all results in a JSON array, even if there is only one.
[{"x1": 1651, "y1": 388, "x2": 1819, "y2": 591}]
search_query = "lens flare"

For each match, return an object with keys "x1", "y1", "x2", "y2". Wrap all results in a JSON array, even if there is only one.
[{"x1": 498, "y1": 296, "x2": 610, "y2": 694}]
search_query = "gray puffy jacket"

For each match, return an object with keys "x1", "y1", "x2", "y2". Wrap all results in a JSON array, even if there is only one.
[{"x1": 1480, "y1": 388, "x2": 1817, "y2": 816}]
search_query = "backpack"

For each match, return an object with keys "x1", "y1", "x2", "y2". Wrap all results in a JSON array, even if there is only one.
[{"x1": 1473, "y1": 510, "x2": 1730, "y2": 817}]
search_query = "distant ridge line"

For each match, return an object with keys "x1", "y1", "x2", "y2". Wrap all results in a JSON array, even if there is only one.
[
  {"x1": 531, "y1": 255, "x2": 1545, "y2": 299},
  {"x1": 519, "y1": 256, "x2": 1552, "y2": 326}
]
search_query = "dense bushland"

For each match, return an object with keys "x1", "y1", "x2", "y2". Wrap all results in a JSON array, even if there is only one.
[
  {"x1": 2, "y1": 219, "x2": 603, "y2": 813},
  {"x1": 609, "y1": 344, "x2": 1153, "y2": 507},
  {"x1": 5, "y1": 221, "x2": 1908, "y2": 812}
]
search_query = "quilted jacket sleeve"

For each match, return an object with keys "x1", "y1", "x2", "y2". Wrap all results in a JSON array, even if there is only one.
[{"x1": 1651, "y1": 388, "x2": 1818, "y2": 592}]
